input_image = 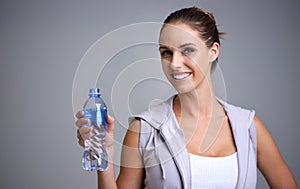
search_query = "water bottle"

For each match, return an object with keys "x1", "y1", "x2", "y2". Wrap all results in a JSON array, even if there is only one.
[{"x1": 82, "y1": 88, "x2": 108, "y2": 171}]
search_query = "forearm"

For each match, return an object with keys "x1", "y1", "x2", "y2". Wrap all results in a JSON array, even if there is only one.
[
  {"x1": 97, "y1": 163, "x2": 117, "y2": 189},
  {"x1": 263, "y1": 162, "x2": 298, "y2": 189},
  {"x1": 255, "y1": 116, "x2": 298, "y2": 189},
  {"x1": 97, "y1": 119, "x2": 144, "y2": 189},
  {"x1": 97, "y1": 148, "x2": 118, "y2": 189}
]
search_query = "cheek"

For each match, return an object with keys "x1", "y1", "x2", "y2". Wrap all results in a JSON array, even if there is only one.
[
  {"x1": 190, "y1": 55, "x2": 210, "y2": 70},
  {"x1": 184, "y1": 57, "x2": 202, "y2": 72},
  {"x1": 161, "y1": 61, "x2": 169, "y2": 76}
]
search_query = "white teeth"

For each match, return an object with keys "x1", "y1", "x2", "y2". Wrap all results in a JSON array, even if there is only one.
[{"x1": 172, "y1": 73, "x2": 191, "y2": 80}]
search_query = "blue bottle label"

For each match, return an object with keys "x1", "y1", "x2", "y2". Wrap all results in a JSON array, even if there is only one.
[{"x1": 84, "y1": 107, "x2": 107, "y2": 127}]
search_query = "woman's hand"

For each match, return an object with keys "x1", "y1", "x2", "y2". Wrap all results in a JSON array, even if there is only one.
[
  {"x1": 75, "y1": 110, "x2": 118, "y2": 188},
  {"x1": 75, "y1": 110, "x2": 91, "y2": 147},
  {"x1": 75, "y1": 110, "x2": 115, "y2": 151}
]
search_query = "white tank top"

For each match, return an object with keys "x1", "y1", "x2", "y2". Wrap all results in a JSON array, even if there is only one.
[{"x1": 189, "y1": 152, "x2": 238, "y2": 189}]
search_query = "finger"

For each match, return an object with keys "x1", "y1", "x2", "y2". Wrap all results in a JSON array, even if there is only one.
[
  {"x1": 77, "y1": 129, "x2": 81, "y2": 139},
  {"x1": 75, "y1": 110, "x2": 84, "y2": 119},
  {"x1": 79, "y1": 126, "x2": 93, "y2": 140},
  {"x1": 77, "y1": 130, "x2": 85, "y2": 147},
  {"x1": 78, "y1": 138, "x2": 84, "y2": 148},
  {"x1": 75, "y1": 118, "x2": 89, "y2": 128},
  {"x1": 106, "y1": 114, "x2": 115, "y2": 133},
  {"x1": 107, "y1": 114, "x2": 114, "y2": 125}
]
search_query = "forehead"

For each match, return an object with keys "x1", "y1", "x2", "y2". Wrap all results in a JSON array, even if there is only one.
[{"x1": 159, "y1": 23, "x2": 205, "y2": 48}]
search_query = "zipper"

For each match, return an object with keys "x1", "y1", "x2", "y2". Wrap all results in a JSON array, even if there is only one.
[{"x1": 160, "y1": 129, "x2": 187, "y2": 189}]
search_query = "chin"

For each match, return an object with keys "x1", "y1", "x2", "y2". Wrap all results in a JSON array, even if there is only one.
[{"x1": 174, "y1": 85, "x2": 196, "y2": 95}]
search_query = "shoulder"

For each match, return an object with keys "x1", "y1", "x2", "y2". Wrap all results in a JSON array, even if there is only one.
[
  {"x1": 253, "y1": 115, "x2": 273, "y2": 148},
  {"x1": 253, "y1": 115, "x2": 274, "y2": 143},
  {"x1": 129, "y1": 118, "x2": 141, "y2": 132},
  {"x1": 218, "y1": 99, "x2": 254, "y2": 114},
  {"x1": 253, "y1": 115, "x2": 265, "y2": 130},
  {"x1": 128, "y1": 96, "x2": 174, "y2": 129},
  {"x1": 123, "y1": 118, "x2": 141, "y2": 148},
  {"x1": 219, "y1": 99, "x2": 256, "y2": 127}
]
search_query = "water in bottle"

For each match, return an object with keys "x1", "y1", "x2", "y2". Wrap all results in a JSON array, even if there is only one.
[{"x1": 82, "y1": 88, "x2": 108, "y2": 171}]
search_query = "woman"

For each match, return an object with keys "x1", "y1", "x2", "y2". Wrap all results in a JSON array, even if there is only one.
[{"x1": 75, "y1": 7, "x2": 298, "y2": 188}]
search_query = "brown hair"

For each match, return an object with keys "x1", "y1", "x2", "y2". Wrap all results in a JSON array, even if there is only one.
[
  {"x1": 162, "y1": 7, "x2": 225, "y2": 67},
  {"x1": 163, "y1": 7, "x2": 224, "y2": 48}
]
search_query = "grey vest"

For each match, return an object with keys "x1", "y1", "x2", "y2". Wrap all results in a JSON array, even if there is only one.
[{"x1": 129, "y1": 96, "x2": 257, "y2": 189}]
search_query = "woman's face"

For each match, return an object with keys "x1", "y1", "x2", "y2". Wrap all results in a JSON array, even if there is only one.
[{"x1": 159, "y1": 23, "x2": 219, "y2": 94}]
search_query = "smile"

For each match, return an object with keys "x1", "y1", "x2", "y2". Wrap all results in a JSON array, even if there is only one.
[{"x1": 172, "y1": 73, "x2": 191, "y2": 80}]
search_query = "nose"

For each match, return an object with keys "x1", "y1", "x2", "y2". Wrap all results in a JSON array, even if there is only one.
[{"x1": 170, "y1": 51, "x2": 184, "y2": 69}]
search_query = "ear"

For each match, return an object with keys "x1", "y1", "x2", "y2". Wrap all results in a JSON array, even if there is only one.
[{"x1": 209, "y1": 42, "x2": 220, "y2": 63}]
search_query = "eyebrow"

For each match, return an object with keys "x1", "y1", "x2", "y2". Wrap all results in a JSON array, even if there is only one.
[
  {"x1": 179, "y1": 43, "x2": 197, "y2": 48},
  {"x1": 159, "y1": 43, "x2": 197, "y2": 50}
]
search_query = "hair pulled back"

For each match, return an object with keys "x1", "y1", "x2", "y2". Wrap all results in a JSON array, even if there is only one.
[{"x1": 163, "y1": 7, "x2": 224, "y2": 49}]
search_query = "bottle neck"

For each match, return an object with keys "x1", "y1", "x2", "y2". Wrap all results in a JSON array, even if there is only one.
[{"x1": 89, "y1": 94, "x2": 100, "y2": 98}]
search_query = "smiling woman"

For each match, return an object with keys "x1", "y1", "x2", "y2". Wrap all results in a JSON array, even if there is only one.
[
  {"x1": 75, "y1": 6, "x2": 298, "y2": 189},
  {"x1": 159, "y1": 23, "x2": 219, "y2": 95}
]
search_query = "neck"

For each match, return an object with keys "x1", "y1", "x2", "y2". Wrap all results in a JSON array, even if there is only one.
[{"x1": 174, "y1": 77, "x2": 223, "y2": 119}]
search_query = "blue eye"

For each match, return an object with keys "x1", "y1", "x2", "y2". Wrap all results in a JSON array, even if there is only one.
[
  {"x1": 182, "y1": 47, "x2": 195, "y2": 55},
  {"x1": 160, "y1": 50, "x2": 173, "y2": 57}
]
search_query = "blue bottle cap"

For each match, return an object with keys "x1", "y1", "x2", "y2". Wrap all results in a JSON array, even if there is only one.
[{"x1": 89, "y1": 88, "x2": 100, "y2": 95}]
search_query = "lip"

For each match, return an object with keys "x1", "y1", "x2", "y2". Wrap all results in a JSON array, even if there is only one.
[{"x1": 172, "y1": 72, "x2": 192, "y2": 80}]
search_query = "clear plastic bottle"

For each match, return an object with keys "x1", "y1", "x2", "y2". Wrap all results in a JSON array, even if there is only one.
[{"x1": 82, "y1": 88, "x2": 108, "y2": 171}]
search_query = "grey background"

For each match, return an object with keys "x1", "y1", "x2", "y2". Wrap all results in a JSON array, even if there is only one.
[{"x1": 0, "y1": 0, "x2": 299, "y2": 188}]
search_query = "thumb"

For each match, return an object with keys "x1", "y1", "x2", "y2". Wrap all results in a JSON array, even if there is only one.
[{"x1": 106, "y1": 114, "x2": 114, "y2": 134}]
